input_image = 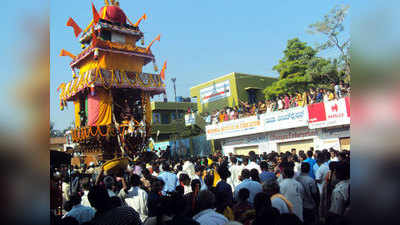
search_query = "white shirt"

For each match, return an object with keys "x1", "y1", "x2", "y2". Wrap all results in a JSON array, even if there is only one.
[
  {"x1": 329, "y1": 180, "x2": 350, "y2": 216},
  {"x1": 193, "y1": 209, "x2": 228, "y2": 225},
  {"x1": 183, "y1": 161, "x2": 196, "y2": 179},
  {"x1": 184, "y1": 185, "x2": 192, "y2": 195},
  {"x1": 62, "y1": 182, "x2": 70, "y2": 202},
  {"x1": 228, "y1": 164, "x2": 243, "y2": 190},
  {"x1": 63, "y1": 204, "x2": 95, "y2": 224},
  {"x1": 81, "y1": 190, "x2": 91, "y2": 208},
  {"x1": 278, "y1": 100, "x2": 283, "y2": 110},
  {"x1": 245, "y1": 161, "x2": 262, "y2": 174},
  {"x1": 280, "y1": 178, "x2": 305, "y2": 222},
  {"x1": 119, "y1": 186, "x2": 148, "y2": 223},
  {"x1": 323, "y1": 94, "x2": 329, "y2": 102},
  {"x1": 316, "y1": 162, "x2": 330, "y2": 195}
]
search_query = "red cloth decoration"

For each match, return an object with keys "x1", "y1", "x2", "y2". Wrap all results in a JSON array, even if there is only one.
[
  {"x1": 59, "y1": 49, "x2": 75, "y2": 59},
  {"x1": 66, "y1": 17, "x2": 82, "y2": 37},
  {"x1": 99, "y1": 6, "x2": 127, "y2": 24},
  {"x1": 92, "y1": 2, "x2": 100, "y2": 24},
  {"x1": 160, "y1": 61, "x2": 167, "y2": 80}
]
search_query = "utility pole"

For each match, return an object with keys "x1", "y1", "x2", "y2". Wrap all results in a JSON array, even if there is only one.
[{"x1": 171, "y1": 78, "x2": 178, "y2": 158}]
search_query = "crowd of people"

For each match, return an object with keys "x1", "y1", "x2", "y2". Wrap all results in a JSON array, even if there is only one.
[
  {"x1": 203, "y1": 82, "x2": 350, "y2": 124},
  {"x1": 51, "y1": 147, "x2": 350, "y2": 225}
]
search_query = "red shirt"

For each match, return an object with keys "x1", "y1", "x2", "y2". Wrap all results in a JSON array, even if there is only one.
[
  {"x1": 224, "y1": 113, "x2": 229, "y2": 121},
  {"x1": 284, "y1": 96, "x2": 290, "y2": 109}
]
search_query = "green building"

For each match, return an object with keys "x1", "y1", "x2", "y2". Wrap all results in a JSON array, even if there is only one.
[
  {"x1": 150, "y1": 101, "x2": 197, "y2": 142},
  {"x1": 190, "y1": 72, "x2": 277, "y2": 114}
]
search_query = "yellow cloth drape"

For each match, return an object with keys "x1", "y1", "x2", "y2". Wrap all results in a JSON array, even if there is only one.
[
  {"x1": 89, "y1": 88, "x2": 113, "y2": 126},
  {"x1": 213, "y1": 170, "x2": 221, "y2": 187},
  {"x1": 142, "y1": 92, "x2": 152, "y2": 125},
  {"x1": 79, "y1": 53, "x2": 145, "y2": 75},
  {"x1": 96, "y1": 88, "x2": 113, "y2": 126},
  {"x1": 74, "y1": 100, "x2": 81, "y2": 128}
]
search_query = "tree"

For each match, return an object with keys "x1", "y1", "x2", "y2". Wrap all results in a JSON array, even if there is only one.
[
  {"x1": 308, "y1": 4, "x2": 350, "y2": 82},
  {"x1": 305, "y1": 57, "x2": 344, "y2": 86},
  {"x1": 264, "y1": 38, "x2": 343, "y2": 99},
  {"x1": 273, "y1": 38, "x2": 317, "y2": 80},
  {"x1": 264, "y1": 38, "x2": 316, "y2": 99}
]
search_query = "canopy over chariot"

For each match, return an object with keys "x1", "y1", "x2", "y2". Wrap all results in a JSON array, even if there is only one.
[{"x1": 57, "y1": 0, "x2": 166, "y2": 169}]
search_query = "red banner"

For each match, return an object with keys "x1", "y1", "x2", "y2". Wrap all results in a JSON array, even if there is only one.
[
  {"x1": 345, "y1": 96, "x2": 350, "y2": 117},
  {"x1": 308, "y1": 102, "x2": 326, "y2": 123},
  {"x1": 308, "y1": 97, "x2": 350, "y2": 129}
]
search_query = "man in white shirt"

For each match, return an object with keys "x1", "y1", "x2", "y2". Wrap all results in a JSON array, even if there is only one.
[
  {"x1": 280, "y1": 167, "x2": 305, "y2": 222},
  {"x1": 234, "y1": 169, "x2": 263, "y2": 205},
  {"x1": 296, "y1": 162, "x2": 320, "y2": 225},
  {"x1": 80, "y1": 181, "x2": 92, "y2": 208},
  {"x1": 228, "y1": 156, "x2": 243, "y2": 190},
  {"x1": 246, "y1": 157, "x2": 262, "y2": 174},
  {"x1": 63, "y1": 194, "x2": 95, "y2": 224},
  {"x1": 118, "y1": 174, "x2": 148, "y2": 223},
  {"x1": 316, "y1": 153, "x2": 330, "y2": 196},
  {"x1": 328, "y1": 161, "x2": 350, "y2": 221},
  {"x1": 182, "y1": 160, "x2": 196, "y2": 180},
  {"x1": 278, "y1": 97, "x2": 284, "y2": 110},
  {"x1": 246, "y1": 151, "x2": 262, "y2": 173}
]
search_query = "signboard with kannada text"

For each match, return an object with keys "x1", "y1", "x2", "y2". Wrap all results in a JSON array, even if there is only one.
[
  {"x1": 205, "y1": 116, "x2": 262, "y2": 140},
  {"x1": 260, "y1": 106, "x2": 308, "y2": 132}
]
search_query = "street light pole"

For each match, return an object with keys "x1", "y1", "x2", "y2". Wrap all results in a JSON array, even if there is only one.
[{"x1": 171, "y1": 78, "x2": 178, "y2": 158}]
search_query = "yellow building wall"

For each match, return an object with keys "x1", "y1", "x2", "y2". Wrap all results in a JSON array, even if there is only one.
[
  {"x1": 190, "y1": 72, "x2": 277, "y2": 114},
  {"x1": 190, "y1": 73, "x2": 239, "y2": 114}
]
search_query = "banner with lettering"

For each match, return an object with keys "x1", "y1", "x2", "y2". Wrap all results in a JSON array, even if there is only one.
[
  {"x1": 205, "y1": 116, "x2": 262, "y2": 140},
  {"x1": 200, "y1": 80, "x2": 231, "y2": 104},
  {"x1": 308, "y1": 97, "x2": 350, "y2": 129},
  {"x1": 259, "y1": 106, "x2": 308, "y2": 132}
]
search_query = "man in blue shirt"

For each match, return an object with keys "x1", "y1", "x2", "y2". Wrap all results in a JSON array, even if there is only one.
[
  {"x1": 157, "y1": 162, "x2": 179, "y2": 195},
  {"x1": 259, "y1": 161, "x2": 276, "y2": 184},
  {"x1": 303, "y1": 150, "x2": 316, "y2": 179},
  {"x1": 234, "y1": 169, "x2": 262, "y2": 205}
]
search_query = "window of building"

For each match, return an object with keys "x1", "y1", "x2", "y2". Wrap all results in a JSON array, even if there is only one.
[
  {"x1": 171, "y1": 111, "x2": 184, "y2": 121},
  {"x1": 152, "y1": 113, "x2": 161, "y2": 124},
  {"x1": 100, "y1": 30, "x2": 112, "y2": 41},
  {"x1": 171, "y1": 112, "x2": 176, "y2": 121},
  {"x1": 161, "y1": 113, "x2": 170, "y2": 124},
  {"x1": 247, "y1": 89, "x2": 257, "y2": 105},
  {"x1": 111, "y1": 32, "x2": 126, "y2": 44}
]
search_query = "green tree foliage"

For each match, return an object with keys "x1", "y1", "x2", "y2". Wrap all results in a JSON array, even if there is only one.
[
  {"x1": 273, "y1": 38, "x2": 317, "y2": 80},
  {"x1": 308, "y1": 4, "x2": 350, "y2": 82},
  {"x1": 264, "y1": 38, "x2": 343, "y2": 100},
  {"x1": 305, "y1": 58, "x2": 345, "y2": 86}
]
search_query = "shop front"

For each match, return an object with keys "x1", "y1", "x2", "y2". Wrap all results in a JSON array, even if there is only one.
[
  {"x1": 221, "y1": 133, "x2": 268, "y2": 156},
  {"x1": 315, "y1": 125, "x2": 350, "y2": 151},
  {"x1": 267, "y1": 127, "x2": 319, "y2": 153},
  {"x1": 277, "y1": 139, "x2": 314, "y2": 153}
]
